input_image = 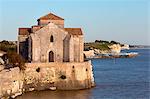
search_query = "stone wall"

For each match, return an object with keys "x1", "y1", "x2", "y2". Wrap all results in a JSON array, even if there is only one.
[
  {"x1": 69, "y1": 35, "x2": 84, "y2": 62},
  {"x1": 0, "y1": 61, "x2": 95, "y2": 98},
  {"x1": 24, "y1": 61, "x2": 95, "y2": 90},
  {"x1": 63, "y1": 34, "x2": 70, "y2": 62},
  {"x1": 38, "y1": 20, "x2": 64, "y2": 28}
]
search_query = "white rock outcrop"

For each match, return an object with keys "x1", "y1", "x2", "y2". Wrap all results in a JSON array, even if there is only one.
[
  {"x1": 109, "y1": 44, "x2": 121, "y2": 54},
  {"x1": 84, "y1": 50, "x2": 95, "y2": 58}
]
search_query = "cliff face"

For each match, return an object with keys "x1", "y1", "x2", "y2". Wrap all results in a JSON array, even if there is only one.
[
  {"x1": 109, "y1": 44, "x2": 130, "y2": 54},
  {"x1": 0, "y1": 61, "x2": 95, "y2": 98},
  {"x1": 84, "y1": 41, "x2": 129, "y2": 56},
  {"x1": 83, "y1": 50, "x2": 95, "y2": 58},
  {"x1": 108, "y1": 44, "x2": 122, "y2": 54},
  {"x1": 84, "y1": 44, "x2": 130, "y2": 58}
]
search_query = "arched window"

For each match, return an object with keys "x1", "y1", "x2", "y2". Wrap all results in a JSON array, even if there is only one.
[
  {"x1": 50, "y1": 35, "x2": 54, "y2": 42},
  {"x1": 49, "y1": 51, "x2": 54, "y2": 62}
]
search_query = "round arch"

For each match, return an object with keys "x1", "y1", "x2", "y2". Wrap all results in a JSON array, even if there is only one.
[{"x1": 49, "y1": 51, "x2": 54, "y2": 62}]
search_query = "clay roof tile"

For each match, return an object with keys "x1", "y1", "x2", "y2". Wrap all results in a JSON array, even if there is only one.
[{"x1": 65, "y1": 28, "x2": 83, "y2": 35}]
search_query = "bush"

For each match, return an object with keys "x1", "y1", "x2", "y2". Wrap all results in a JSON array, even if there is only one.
[
  {"x1": 0, "y1": 40, "x2": 26, "y2": 70},
  {"x1": 6, "y1": 51, "x2": 26, "y2": 71}
]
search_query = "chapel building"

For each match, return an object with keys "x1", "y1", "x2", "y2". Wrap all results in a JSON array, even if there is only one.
[{"x1": 18, "y1": 13, "x2": 84, "y2": 63}]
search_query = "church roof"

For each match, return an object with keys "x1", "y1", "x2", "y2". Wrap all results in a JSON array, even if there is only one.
[
  {"x1": 18, "y1": 28, "x2": 31, "y2": 35},
  {"x1": 38, "y1": 13, "x2": 64, "y2": 21},
  {"x1": 65, "y1": 28, "x2": 83, "y2": 35}
]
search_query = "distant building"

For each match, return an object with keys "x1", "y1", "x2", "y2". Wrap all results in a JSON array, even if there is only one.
[{"x1": 18, "y1": 13, "x2": 84, "y2": 63}]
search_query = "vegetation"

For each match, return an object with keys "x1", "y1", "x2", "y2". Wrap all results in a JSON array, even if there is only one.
[
  {"x1": 0, "y1": 40, "x2": 26, "y2": 71},
  {"x1": 84, "y1": 42, "x2": 110, "y2": 51},
  {"x1": 6, "y1": 51, "x2": 26, "y2": 70},
  {"x1": 110, "y1": 40, "x2": 120, "y2": 44},
  {"x1": 84, "y1": 40, "x2": 122, "y2": 51},
  {"x1": 0, "y1": 40, "x2": 17, "y2": 52},
  {"x1": 95, "y1": 40, "x2": 109, "y2": 44}
]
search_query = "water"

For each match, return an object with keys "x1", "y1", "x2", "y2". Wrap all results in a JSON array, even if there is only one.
[{"x1": 16, "y1": 49, "x2": 150, "y2": 99}]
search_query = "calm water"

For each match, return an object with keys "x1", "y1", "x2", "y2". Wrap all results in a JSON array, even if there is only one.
[{"x1": 16, "y1": 49, "x2": 150, "y2": 99}]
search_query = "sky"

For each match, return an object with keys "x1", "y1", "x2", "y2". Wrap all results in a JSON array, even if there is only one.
[{"x1": 0, "y1": 0, "x2": 149, "y2": 45}]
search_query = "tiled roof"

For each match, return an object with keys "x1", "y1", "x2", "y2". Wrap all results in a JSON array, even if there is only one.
[
  {"x1": 31, "y1": 25, "x2": 43, "y2": 32},
  {"x1": 38, "y1": 13, "x2": 64, "y2": 20},
  {"x1": 18, "y1": 28, "x2": 31, "y2": 35},
  {"x1": 65, "y1": 28, "x2": 83, "y2": 35}
]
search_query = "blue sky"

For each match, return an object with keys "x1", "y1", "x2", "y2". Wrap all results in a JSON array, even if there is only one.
[{"x1": 0, "y1": 0, "x2": 149, "y2": 45}]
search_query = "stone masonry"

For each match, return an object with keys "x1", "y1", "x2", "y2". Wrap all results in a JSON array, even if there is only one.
[{"x1": 18, "y1": 13, "x2": 84, "y2": 63}]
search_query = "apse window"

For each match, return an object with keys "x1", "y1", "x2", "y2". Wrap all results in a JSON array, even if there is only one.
[{"x1": 50, "y1": 35, "x2": 54, "y2": 42}]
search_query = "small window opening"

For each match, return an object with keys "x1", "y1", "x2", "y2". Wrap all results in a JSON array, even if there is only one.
[
  {"x1": 36, "y1": 67, "x2": 40, "y2": 73},
  {"x1": 60, "y1": 75, "x2": 66, "y2": 79},
  {"x1": 50, "y1": 35, "x2": 54, "y2": 42}
]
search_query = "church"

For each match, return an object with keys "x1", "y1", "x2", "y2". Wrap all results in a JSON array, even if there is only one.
[
  {"x1": 18, "y1": 13, "x2": 84, "y2": 63},
  {"x1": 16, "y1": 12, "x2": 94, "y2": 90}
]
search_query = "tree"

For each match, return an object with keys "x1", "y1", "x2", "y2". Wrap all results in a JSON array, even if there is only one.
[
  {"x1": 95, "y1": 40, "x2": 109, "y2": 44},
  {"x1": 110, "y1": 40, "x2": 120, "y2": 44}
]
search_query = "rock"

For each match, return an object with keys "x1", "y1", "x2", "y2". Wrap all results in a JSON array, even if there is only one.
[
  {"x1": 0, "y1": 67, "x2": 23, "y2": 98},
  {"x1": 83, "y1": 50, "x2": 95, "y2": 58},
  {"x1": 11, "y1": 92, "x2": 22, "y2": 99},
  {"x1": 109, "y1": 44, "x2": 121, "y2": 54},
  {"x1": 6, "y1": 89, "x2": 11, "y2": 95},
  {"x1": 29, "y1": 88, "x2": 34, "y2": 91},
  {"x1": 49, "y1": 87, "x2": 56, "y2": 90},
  {"x1": 0, "y1": 65, "x2": 4, "y2": 71},
  {"x1": 121, "y1": 44, "x2": 129, "y2": 50}
]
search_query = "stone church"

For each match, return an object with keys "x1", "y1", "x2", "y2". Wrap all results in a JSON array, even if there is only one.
[
  {"x1": 16, "y1": 13, "x2": 94, "y2": 91},
  {"x1": 18, "y1": 13, "x2": 84, "y2": 63}
]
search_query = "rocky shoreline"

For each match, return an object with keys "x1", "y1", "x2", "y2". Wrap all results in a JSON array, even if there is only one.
[{"x1": 88, "y1": 52, "x2": 138, "y2": 59}]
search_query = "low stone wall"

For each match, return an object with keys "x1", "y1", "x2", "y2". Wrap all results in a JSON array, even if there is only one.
[{"x1": 0, "y1": 61, "x2": 95, "y2": 98}]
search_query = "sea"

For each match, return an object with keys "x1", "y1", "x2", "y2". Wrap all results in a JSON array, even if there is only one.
[{"x1": 16, "y1": 48, "x2": 150, "y2": 99}]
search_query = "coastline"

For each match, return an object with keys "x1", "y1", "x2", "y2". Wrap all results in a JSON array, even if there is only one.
[{"x1": 87, "y1": 52, "x2": 138, "y2": 59}]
